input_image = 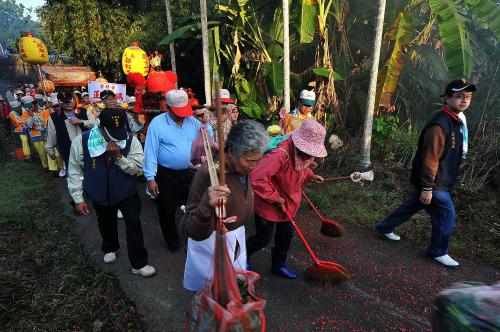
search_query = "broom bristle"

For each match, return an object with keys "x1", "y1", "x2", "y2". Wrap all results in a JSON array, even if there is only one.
[
  {"x1": 304, "y1": 262, "x2": 350, "y2": 283},
  {"x1": 320, "y1": 221, "x2": 345, "y2": 237}
]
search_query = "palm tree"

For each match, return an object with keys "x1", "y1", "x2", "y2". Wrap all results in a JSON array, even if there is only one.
[
  {"x1": 164, "y1": 0, "x2": 177, "y2": 74},
  {"x1": 361, "y1": 0, "x2": 387, "y2": 168}
]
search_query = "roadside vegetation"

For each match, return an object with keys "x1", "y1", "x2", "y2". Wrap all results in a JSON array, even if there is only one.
[{"x1": 0, "y1": 160, "x2": 144, "y2": 331}]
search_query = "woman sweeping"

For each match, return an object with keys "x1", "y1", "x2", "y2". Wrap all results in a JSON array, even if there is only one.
[
  {"x1": 246, "y1": 120, "x2": 326, "y2": 279},
  {"x1": 181, "y1": 120, "x2": 269, "y2": 291}
]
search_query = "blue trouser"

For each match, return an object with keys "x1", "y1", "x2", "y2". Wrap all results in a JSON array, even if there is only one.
[{"x1": 375, "y1": 190, "x2": 456, "y2": 257}]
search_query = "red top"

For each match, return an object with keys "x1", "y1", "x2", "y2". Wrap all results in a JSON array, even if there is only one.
[{"x1": 251, "y1": 137, "x2": 313, "y2": 222}]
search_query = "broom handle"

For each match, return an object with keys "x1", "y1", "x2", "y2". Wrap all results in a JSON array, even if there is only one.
[
  {"x1": 284, "y1": 209, "x2": 320, "y2": 265},
  {"x1": 213, "y1": 78, "x2": 225, "y2": 186},
  {"x1": 323, "y1": 175, "x2": 351, "y2": 182},
  {"x1": 301, "y1": 190, "x2": 324, "y2": 220}
]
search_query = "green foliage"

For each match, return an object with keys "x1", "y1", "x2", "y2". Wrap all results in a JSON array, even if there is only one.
[
  {"x1": 465, "y1": 0, "x2": 500, "y2": 41},
  {"x1": 428, "y1": 0, "x2": 474, "y2": 78},
  {"x1": 299, "y1": 0, "x2": 318, "y2": 44},
  {"x1": 38, "y1": 0, "x2": 134, "y2": 80},
  {"x1": 0, "y1": 0, "x2": 39, "y2": 51},
  {"x1": 373, "y1": 115, "x2": 400, "y2": 148}
]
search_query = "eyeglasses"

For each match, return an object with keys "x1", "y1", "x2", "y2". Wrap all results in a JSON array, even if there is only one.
[{"x1": 454, "y1": 94, "x2": 472, "y2": 101}]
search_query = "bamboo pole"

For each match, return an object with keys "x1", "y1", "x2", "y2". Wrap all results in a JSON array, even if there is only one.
[{"x1": 200, "y1": 0, "x2": 211, "y2": 104}]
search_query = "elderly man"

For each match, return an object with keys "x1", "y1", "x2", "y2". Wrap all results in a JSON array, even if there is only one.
[
  {"x1": 143, "y1": 89, "x2": 213, "y2": 252},
  {"x1": 45, "y1": 91, "x2": 83, "y2": 173},
  {"x1": 67, "y1": 107, "x2": 155, "y2": 277}
]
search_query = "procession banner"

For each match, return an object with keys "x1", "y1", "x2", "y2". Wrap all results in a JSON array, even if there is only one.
[
  {"x1": 88, "y1": 81, "x2": 126, "y2": 103},
  {"x1": 41, "y1": 65, "x2": 96, "y2": 86}
]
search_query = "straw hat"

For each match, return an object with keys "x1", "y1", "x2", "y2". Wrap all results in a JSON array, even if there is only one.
[{"x1": 291, "y1": 120, "x2": 327, "y2": 157}]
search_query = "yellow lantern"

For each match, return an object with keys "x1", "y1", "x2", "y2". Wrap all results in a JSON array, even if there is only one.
[
  {"x1": 122, "y1": 42, "x2": 149, "y2": 77},
  {"x1": 37, "y1": 79, "x2": 55, "y2": 94},
  {"x1": 18, "y1": 32, "x2": 49, "y2": 65}
]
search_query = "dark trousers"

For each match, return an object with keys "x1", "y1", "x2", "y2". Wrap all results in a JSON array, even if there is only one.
[
  {"x1": 375, "y1": 190, "x2": 456, "y2": 257},
  {"x1": 246, "y1": 214, "x2": 294, "y2": 268},
  {"x1": 93, "y1": 192, "x2": 148, "y2": 269},
  {"x1": 155, "y1": 165, "x2": 194, "y2": 249}
]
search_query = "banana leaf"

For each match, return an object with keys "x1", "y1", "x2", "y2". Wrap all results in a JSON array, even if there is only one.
[
  {"x1": 428, "y1": 0, "x2": 473, "y2": 78},
  {"x1": 375, "y1": 10, "x2": 416, "y2": 110},
  {"x1": 464, "y1": 0, "x2": 500, "y2": 42},
  {"x1": 300, "y1": 0, "x2": 319, "y2": 44}
]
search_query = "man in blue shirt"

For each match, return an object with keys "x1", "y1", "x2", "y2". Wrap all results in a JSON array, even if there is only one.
[{"x1": 143, "y1": 89, "x2": 213, "y2": 252}]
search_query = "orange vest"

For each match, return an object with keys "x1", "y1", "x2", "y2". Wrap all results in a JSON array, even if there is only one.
[{"x1": 9, "y1": 111, "x2": 24, "y2": 133}]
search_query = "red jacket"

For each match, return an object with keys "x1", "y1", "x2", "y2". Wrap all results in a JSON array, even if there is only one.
[{"x1": 252, "y1": 137, "x2": 312, "y2": 222}]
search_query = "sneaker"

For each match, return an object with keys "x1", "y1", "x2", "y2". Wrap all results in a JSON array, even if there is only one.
[
  {"x1": 117, "y1": 210, "x2": 123, "y2": 219},
  {"x1": 384, "y1": 232, "x2": 401, "y2": 241},
  {"x1": 132, "y1": 265, "x2": 156, "y2": 277},
  {"x1": 434, "y1": 254, "x2": 459, "y2": 267},
  {"x1": 58, "y1": 167, "x2": 66, "y2": 177},
  {"x1": 103, "y1": 252, "x2": 117, "y2": 264}
]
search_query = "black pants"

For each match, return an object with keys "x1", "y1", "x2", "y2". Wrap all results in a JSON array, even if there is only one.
[
  {"x1": 246, "y1": 214, "x2": 294, "y2": 268},
  {"x1": 93, "y1": 192, "x2": 148, "y2": 269},
  {"x1": 155, "y1": 165, "x2": 194, "y2": 248}
]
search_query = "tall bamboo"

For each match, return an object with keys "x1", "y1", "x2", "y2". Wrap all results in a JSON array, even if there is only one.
[
  {"x1": 200, "y1": 0, "x2": 211, "y2": 104},
  {"x1": 165, "y1": 0, "x2": 177, "y2": 75},
  {"x1": 361, "y1": 0, "x2": 386, "y2": 168}
]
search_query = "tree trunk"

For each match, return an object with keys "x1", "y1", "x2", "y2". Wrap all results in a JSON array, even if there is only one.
[
  {"x1": 360, "y1": 0, "x2": 386, "y2": 168},
  {"x1": 165, "y1": 0, "x2": 176, "y2": 75},
  {"x1": 282, "y1": 0, "x2": 291, "y2": 113},
  {"x1": 200, "y1": 0, "x2": 211, "y2": 104},
  {"x1": 314, "y1": 27, "x2": 340, "y2": 128}
]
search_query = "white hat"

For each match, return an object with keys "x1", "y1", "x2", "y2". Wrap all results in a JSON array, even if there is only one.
[
  {"x1": 29, "y1": 84, "x2": 35, "y2": 88},
  {"x1": 82, "y1": 92, "x2": 89, "y2": 97},
  {"x1": 21, "y1": 95, "x2": 34, "y2": 104},
  {"x1": 34, "y1": 94, "x2": 44, "y2": 100},
  {"x1": 165, "y1": 89, "x2": 193, "y2": 117},
  {"x1": 212, "y1": 88, "x2": 235, "y2": 103},
  {"x1": 15, "y1": 90, "x2": 24, "y2": 95},
  {"x1": 299, "y1": 89, "x2": 316, "y2": 106},
  {"x1": 126, "y1": 96, "x2": 136, "y2": 103}
]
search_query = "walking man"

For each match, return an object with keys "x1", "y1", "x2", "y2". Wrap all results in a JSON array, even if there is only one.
[
  {"x1": 143, "y1": 89, "x2": 213, "y2": 252},
  {"x1": 67, "y1": 106, "x2": 155, "y2": 277},
  {"x1": 375, "y1": 78, "x2": 476, "y2": 267}
]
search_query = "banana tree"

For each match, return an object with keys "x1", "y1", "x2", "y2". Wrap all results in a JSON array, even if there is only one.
[
  {"x1": 376, "y1": 0, "x2": 500, "y2": 112},
  {"x1": 299, "y1": 0, "x2": 340, "y2": 126},
  {"x1": 160, "y1": 0, "x2": 286, "y2": 121}
]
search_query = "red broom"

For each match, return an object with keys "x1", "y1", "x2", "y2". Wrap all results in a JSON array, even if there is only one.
[
  {"x1": 283, "y1": 209, "x2": 350, "y2": 283},
  {"x1": 301, "y1": 190, "x2": 345, "y2": 237}
]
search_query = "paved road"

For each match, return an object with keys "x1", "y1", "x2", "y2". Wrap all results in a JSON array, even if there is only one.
[{"x1": 53, "y1": 178, "x2": 499, "y2": 331}]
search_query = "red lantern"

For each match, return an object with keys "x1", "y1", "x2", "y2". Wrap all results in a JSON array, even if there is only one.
[{"x1": 147, "y1": 70, "x2": 177, "y2": 94}]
